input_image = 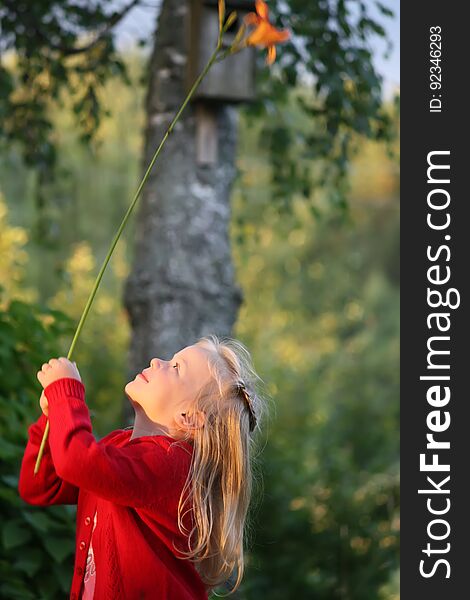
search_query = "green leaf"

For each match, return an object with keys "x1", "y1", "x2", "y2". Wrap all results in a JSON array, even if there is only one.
[
  {"x1": 1, "y1": 433, "x2": 25, "y2": 457},
  {"x1": 52, "y1": 561, "x2": 73, "y2": 593},
  {"x1": 22, "y1": 510, "x2": 57, "y2": 533},
  {"x1": 36, "y1": 570, "x2": 61, "y2": 598},
  {"x1": 1, "y1": 474, "x2": 19, "y2": 488},
  {"x1": 43, "y1": 535, "x2": 75, "y2": 563},
  {"x1": 13, "y1": 548, "x2": 43, "y2": 578},
  {"x1": 374, "y1": 1, "x2": 394, "y2": 18},
  {"x1": 0, "y1": 580, "x2": 36, "y2": 600},
  {"x1": 2, "y1": 519, "x2": 33, "y2": 549}
]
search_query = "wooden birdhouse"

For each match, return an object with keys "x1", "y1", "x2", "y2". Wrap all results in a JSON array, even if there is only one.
[
  {"x1": 187, "y1": 0, "x2": 257, "y2": 104},
  {"x1": 187, "y1": 0, "x2": 257, "y2": 166}
]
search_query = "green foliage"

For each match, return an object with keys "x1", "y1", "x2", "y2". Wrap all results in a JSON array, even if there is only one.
[
  {"x1": 0, "y1": 0, "x2": 135, "y2": 169},
  {"x1": 0, "y1": 286, "x2": 77, "y2": 599},
  {"x1": 0, "y1": 58, "x2": 141, "y2": 437},
  {"x1": 229, "y1": 108, "x2": 399, "y2": 598},
  {"x1": 1, "y1": 0, "x2": 398, "y2": 227},
  {"x1": 241, "y1": 0, "x2": 399, "y2": 218}
]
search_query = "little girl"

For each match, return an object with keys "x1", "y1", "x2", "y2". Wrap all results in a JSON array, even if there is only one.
[{"x1": 18, "y1": 334, "x2": 266, "y2": 599}]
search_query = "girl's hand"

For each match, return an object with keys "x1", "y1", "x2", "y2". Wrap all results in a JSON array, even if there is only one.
[
  {"x1": 37, "y1": 357, "x2": 82, "y2": 391},
  {"x1": 40, "y1": 391, "x2": 49, "y2": 417}
]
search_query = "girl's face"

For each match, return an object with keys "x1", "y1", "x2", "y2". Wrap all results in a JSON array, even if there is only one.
[{"x1": 124, "y1": 344, "x2": 213, "y2": 432}]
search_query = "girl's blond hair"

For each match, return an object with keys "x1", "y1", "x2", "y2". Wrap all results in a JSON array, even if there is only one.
[{"x1": 170, "y1": 334, "x2": 271, "y2": 595}]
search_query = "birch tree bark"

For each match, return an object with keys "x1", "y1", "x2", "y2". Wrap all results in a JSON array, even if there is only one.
[{"x1": 122, "y1": 0, "x2": 244, "y2": 423}]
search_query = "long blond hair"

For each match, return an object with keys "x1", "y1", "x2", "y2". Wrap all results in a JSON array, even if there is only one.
[{"x1": 170, "y1": 334, "x2": 271, "y2": 595}]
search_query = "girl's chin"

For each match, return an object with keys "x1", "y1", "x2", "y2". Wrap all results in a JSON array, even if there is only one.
[
  {"x1": 124, "y1": 381, "x2": 140, "y2": 397},
  {"x1": 125, "y1": 376, "x2": 143, "y2": 389}
]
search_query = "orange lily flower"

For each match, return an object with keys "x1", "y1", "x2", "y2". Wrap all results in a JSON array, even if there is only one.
[{"x1": 243, "y1": 0, "x2": 290, "y2": 65}]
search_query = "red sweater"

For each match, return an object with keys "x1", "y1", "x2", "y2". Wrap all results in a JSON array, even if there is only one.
[{"x1": 18, "y1": 378, "x2": 209, "y2": 600}]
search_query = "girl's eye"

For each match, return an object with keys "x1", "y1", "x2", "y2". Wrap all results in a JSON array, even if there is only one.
[{"x1": 173, "y1": 363, "x2": 179, "y2": 370}]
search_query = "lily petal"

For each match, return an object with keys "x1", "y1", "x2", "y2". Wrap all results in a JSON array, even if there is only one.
[
  {"x1": 266, "y1": 44, "x2": 276, "y2": 65},
  {"x1": 246, "y1": 22, "x2": 290, "y2": 47},
  {"x1": 243, "y1": 12, "x2": 262, "y2": 26},
  {"x1": 245, "y1": 21, "x2": 271, "y2": 46},
  {"x1": 256, "y1": 0, "x2": 269, "y2": 20}
]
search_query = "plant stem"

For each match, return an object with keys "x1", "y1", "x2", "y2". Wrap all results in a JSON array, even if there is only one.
[{"x1": 34, "y1": 40, "x2": 223, "y2": 475}]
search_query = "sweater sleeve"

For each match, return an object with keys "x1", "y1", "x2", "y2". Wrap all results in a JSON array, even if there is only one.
[
  {"x1": 44, "y1": 378, "x2": 177, "y2": 508},
  {"x1": 18, "y1": 411, "x2": 80, "y2": 506}
]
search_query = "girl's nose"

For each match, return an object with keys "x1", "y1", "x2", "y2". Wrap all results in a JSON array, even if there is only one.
[{"x1": 150, "y1": 358, "x2": 160, "y2": 368}]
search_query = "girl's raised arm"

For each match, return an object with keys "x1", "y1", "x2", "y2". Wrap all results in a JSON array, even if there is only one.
[
  {"x1": 43, "y1": 378, "x2": 185, "y2": 508},
  {"x1": 18, "y1": 411, "x2": 79, "y2": 506}
]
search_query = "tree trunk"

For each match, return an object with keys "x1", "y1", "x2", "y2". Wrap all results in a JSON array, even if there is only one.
[{"x1": 122, "y1": 0, "x2": 244, "y2": 424}]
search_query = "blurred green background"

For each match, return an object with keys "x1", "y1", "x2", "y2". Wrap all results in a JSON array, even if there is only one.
[{"x1": 0, "y1": 42, "x2": 399, "y2": 600}]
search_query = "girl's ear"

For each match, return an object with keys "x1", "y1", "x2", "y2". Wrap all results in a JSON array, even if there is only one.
[{"x1": 176, "y1": 410, "x2": 205, "y2": 431}]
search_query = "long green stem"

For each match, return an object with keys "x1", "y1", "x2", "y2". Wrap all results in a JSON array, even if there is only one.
[{"x1": 34, "y1": 39, "x2": 223, "y2": 475}]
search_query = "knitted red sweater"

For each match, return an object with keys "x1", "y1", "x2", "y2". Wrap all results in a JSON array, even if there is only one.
[{"x1": 18, "y1": 378, "x2": 209, "y2": 600}]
